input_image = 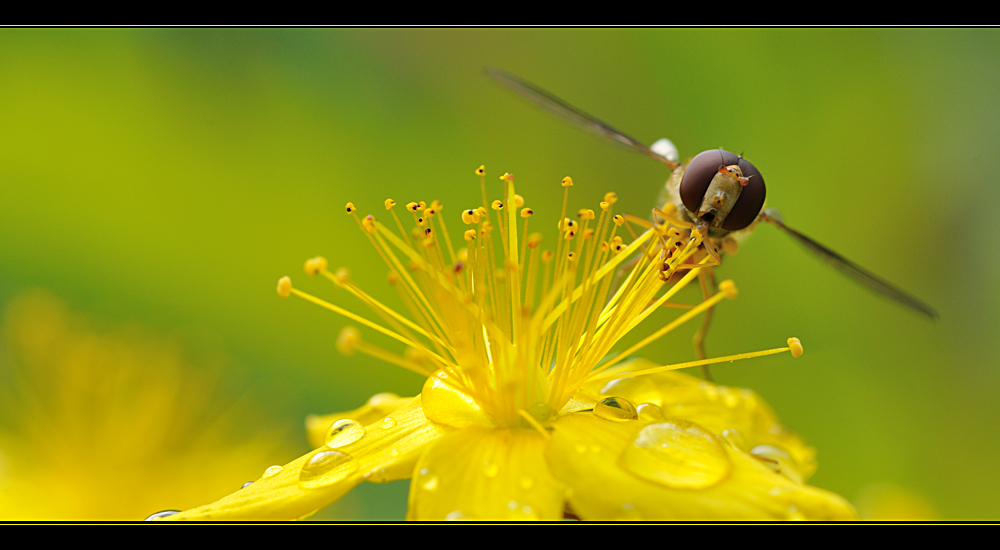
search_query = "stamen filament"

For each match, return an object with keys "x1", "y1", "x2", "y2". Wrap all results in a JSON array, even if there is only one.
[{"x1": 586, "y1": 344, "x2": 798, "y2": 384}]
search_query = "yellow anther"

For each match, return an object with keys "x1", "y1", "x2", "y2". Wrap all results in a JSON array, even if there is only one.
[
  {"x1": 333, "y1": 268, "x2": 350, "y2": 285},
  {"x1": 462, "y1": 210, "x2": 475, "y2": 224},
  {"x1": 500, "y1": 173, "x2": 513, "y2": 182},
  {"x1": 601, "y1": 242, "x2": 609, "y2": 252},
  {"x1": 541, "y1": 250, "x2": 554, "y2": 262},
  {"x1": 336, "y1": 326, "x2": 361, "y2": 355},
  {"x1": 384, "y1": 199, "x2": 396, "y2": 210},
  {"x1": 690, "y1": 228, "x2": 704, "y2": 245},
  {"x1": 418, "y1": 201, "x2": 427, "y2": 210},
  {"x1": 482, "y1": 221, "x2": 493, "y2": 232},
  {"x1": 719, "y1": 280, "x2": 738, "y2": 299},
  {"x1": 604, "y1": 192, "x2": 618, "y2": 204},
  {"x1": 527, "y1": 232, "x2": 543, "y2": 249},
  {"x1": 304, "y1": 256, "x2": 328, "y2": 276},
  {"x1": 304, "y1": 257, "x2": 319, "y2": 276},
  {"x1": 567, "y1": 252, "x2": 575, "y2": 260},
  {"x1": 476, "y1": 207, "x2": 488, "y2": 217},
  {"x1": 387, "y1": 271, "x2": 400, "y2": 286},
  {"x1": 667, "y1": 227, "x2": 683, "y2": 240},
  {"x1": 492, "y1": 200, "x2": 504, "y2": 211},
  {"x1": 475, "y1": 165, "x2": 485, "y2": 176},
  {"x1": 424, "y1": 228, "x2": 433, "y2": 236},
  {"x1": 277, "y1": 276, "x2": 292, "y2": 298},
  {"x1": 423, "y1": 208, "x2": 436, "y2": 218},
  {"x1": 345, "y1": 202, "x2": 356, "y2": 214},
  {"x1": 363, "y1": 215, "x2": 376, "y2": 233},
  {"x1": 564, "y1": 229, "x2": 576, "y2": 240},
  {"x1": 514, "y1": 194, "x2": 525, "y2": 207},
  {"x1": 417, "y1": 217, "x2": 426, "y2": 227},
  {"x1": 578, "y1": 209, "x2": 595, "y2": 220},
  {"x1": 654, "y1": 224, "x2": 668, "y2": 236},
  {"x1": 464, "y1": 229, "x2": 477, "y2": 241},
  {"x1": 562, "y1": 219, "x2": 577, "y2": 230},
  {"x1": 787, "y1": 337, "x2": 804, "y2": 358},
  {"x1": 520, "y1": 208, "x2": 533, "y2": 218},
  {"x1": 422, "y1": 236, "x2": 434, "y2": 248},
  {"x1": 561, "y1": 176, "x2": 574, "y2": 187},
  {"x1": 613, "y1": 214, "x2": 625, "y2": 226},
  {"x1": 612, "y1": 236, "x2": 623, "y2": 246},
  {"x1": 431, "y1": 200, "x2": 443, "y2": 211},
  {"x1": 457, "y1": 248, "x2": 468, "y2": 263},
  {"x1": 661, "y1": 203, "x2": 678, "y2": 217},
  {"x1": 600, "y1": 201, "x2": 610, "y2": 212},
  {"x1": 406, "y1": 202, "x2": 420, "y2": 212},
  {"x1": 583, "y1": 228, "x2": 595, "y2": 240},
  {"x1": 614, "y1": 244, "x2": 625, "y2": 254}
]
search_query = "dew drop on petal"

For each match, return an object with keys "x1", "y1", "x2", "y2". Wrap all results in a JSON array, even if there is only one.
[
  {"x1": 325, "y1": 418, "x2": 366, "y2": 448},
  {"x1": 381, "y1": 417, "x2": 397, "y2": 429},
  {"x1": 261, "y1": 465, "x2": 283, "y2": 479},
  {"x1": 594, "y1": 396, "x2": 638, "y2": 422},
  {"x1": 390, "y1": 447, "x2": 400, "y2": 457},
  {"x1": 445, "y1": 510, "x2": 465, "y2": 521},
  {"x1": 144, "y1": 510, "x2": 179, "y2": 521},
  {"x1": 298, "y1": 449, "x2": 358, "y2": 490},
  {"x1": 636, "y1": 402, "x2": 665, "y2": 421},
  {"x1": 620, "y1": 420, "x2": 731, "y2": 489},
  {"x1": 418, "y1": 467, "x2": 439, "y2": 491},
  {"x1": 721, "y1": 428, "x2": 747, "y2": 451},
  {"x1": 241, "y1": 481, "x2": 254, "y2": 489}
]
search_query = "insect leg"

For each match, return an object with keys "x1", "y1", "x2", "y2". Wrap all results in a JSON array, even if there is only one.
[{"x1": 693, "y1": 267, "x2": 717, "y2": 382}]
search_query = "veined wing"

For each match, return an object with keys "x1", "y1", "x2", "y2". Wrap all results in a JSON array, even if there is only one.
[
  {"x1": 485, "y1": 67, "x2": 680, "y2": 169},
  {"x1": 759, "y1": 210, "x2": 939, "y2": 319}
]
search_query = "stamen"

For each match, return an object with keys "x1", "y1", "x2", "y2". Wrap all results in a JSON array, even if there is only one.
[
  {"x1": 586, "y1": 339, "x2": 803, "y2": 384},
  {"x1": 518, "y1": 410, "x2": 551, "y2": 441}
]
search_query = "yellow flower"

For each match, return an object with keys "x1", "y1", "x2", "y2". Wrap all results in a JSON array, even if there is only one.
[
  {"x1": 0, "y1": 291, "x2": 288, "y2": 519},
  {"x1": 169, "y1": 169, "x2": 855, "y2": 521}
]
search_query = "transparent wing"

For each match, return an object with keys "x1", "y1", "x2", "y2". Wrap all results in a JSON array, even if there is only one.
[
  {"x1": 759, "y1": 210, "x2": 939, "y2": 319},
  {"x1": 485, "y1": 67, "x2": 679, "y2": 169}
]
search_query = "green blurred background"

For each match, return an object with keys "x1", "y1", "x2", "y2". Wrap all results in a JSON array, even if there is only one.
[{"x1": 0, "y1": 28, "x2": 996, "y2": 520}]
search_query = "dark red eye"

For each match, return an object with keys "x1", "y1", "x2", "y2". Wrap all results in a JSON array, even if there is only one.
[{"x1": 679, "y1": 149, "x2": 766, "y2": 231}]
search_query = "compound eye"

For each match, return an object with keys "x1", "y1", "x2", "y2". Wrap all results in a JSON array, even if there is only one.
[
  {"x1": 721, "y1": 157, "x2": 766, "y2": 231},
  {"x1": 680, "y1": 149, "x2": 742, "y2": 215}
]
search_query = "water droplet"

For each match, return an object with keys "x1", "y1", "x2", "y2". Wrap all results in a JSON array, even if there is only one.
[
  {"x1": 261, "y1": 465, "x2": 283, "y2": 479},
  {"x1": 298, "y1": 449, "x2": 357, "y2": 490},
  {"x1": 522, "y1": 505, "x2": 533, "y2": 516},
  {"x1": 381, "y1": 416, "x2": 397, "y2": 429},
  {"x1": 145, "y1": 510, "x2": 179, "y2": 521},
  {"x1": 445, "y1": 510, "x2": 465, "y2": 521},
  {"x1": 519, "y1": 476, "x2": 535, "y2": 490},
  {"x1": 241, "y1": 481, "x2": 254, "y2": 489},
  {"x1": 594, "y1": 396, "x2": 638, "y2": 421},
  {"x1": 620, "y1": 420, "x2": 731, "y2": 489},
  {"x1": 636, "y1": 402, "x2": 665, "y2": 421},
  {"x1": 749, "y1": 444, "x2": 790, "y2": 461},
  {"x1": 574, "y1": 443, "x2": 588, "y2": 454},
  {"x1": 417, "y1": 467, "x2": 439, "y2": 491},
  {"x1": 325, "y1": 418, "x2": 365, "y2": 448},
  {"x1": 482, "y1": 461, "x2": 499, "y2": 478},
  {"x1": 390, "y1": 447, "x2": 400, "y2": 457},
  {"x1": 721, "y1": 428, "x2": 747, "y2": 451},
  {"x1": 507, "y1": 500, "x2": 519, "y2": 511}
]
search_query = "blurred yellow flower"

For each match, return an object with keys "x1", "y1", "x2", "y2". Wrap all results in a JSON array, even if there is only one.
[
  {"x1": 171, "y1": 169, "x2": 855, "y2": 521},
  {"x1": 0, "y1": 291, "x2": 289, "y2": 520}
]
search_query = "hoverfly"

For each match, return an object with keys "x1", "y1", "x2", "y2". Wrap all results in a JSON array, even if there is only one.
[{"x1": 486, "y1": 68, "x2": 938, "y2": 378}]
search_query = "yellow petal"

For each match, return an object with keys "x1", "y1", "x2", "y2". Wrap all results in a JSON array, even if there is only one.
[
  {"x1": 548, "y1": 414, "x2": 856, "y2": 520},
  {"x1": 305, "y1": 392, "x2": 414, "y2": 448},
  {"x1": 406, "y1": 427, "x2": 564, "y2": 520},
  {"x1": 584, "y1": 359, "x2": 817, "y2": 480},
  {"x1": 169, "y1": 396, "x2": 447, "y2": 519}
]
